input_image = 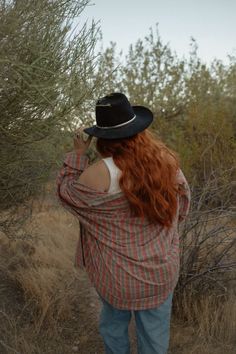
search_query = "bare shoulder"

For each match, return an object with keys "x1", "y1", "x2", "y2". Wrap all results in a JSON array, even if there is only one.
[{"x1": 78, "y1": 159, "x2": 110, "y2": 192}]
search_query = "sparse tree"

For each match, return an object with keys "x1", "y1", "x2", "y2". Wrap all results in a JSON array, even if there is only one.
[{"x1": 0, "y1": 0, "x2": 100, "y2": 235}]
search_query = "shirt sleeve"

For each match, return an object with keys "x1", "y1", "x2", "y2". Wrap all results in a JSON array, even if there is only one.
[
  {"x1": 176, "y1": 169, "x2": 191, "y2": 222},
  {"x1": 56, "y1": 151, "x2": 90, "y2": 210}
]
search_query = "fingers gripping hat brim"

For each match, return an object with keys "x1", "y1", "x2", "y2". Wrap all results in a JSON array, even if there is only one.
[{"x1": 83, "y1": 106, "x2": 153, "y2": 140}]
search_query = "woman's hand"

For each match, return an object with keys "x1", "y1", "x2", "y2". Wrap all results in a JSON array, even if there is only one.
[{"x1": 73, "y1": 127, "x2": 92, "y2": 154}]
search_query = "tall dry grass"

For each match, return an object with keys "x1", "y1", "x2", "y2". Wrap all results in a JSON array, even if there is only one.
[
  {"x1": 171, "y1": 287, "x2": 236, "y2": 353},
  {"x1": 0, "y1": 192, "x2": 84, "y2": 353}
]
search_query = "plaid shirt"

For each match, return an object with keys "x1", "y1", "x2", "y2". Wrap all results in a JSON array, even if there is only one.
[{"x1": 57, "y1": 151, "x2": 190, "y2": 310}]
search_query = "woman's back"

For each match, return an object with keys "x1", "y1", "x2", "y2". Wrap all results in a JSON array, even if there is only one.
[{"x1": 57, "y1": 149, "x2": 191, "y2": 310}]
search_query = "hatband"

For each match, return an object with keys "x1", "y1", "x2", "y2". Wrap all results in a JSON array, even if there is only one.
[{"x1": 96, "y1": 115, "x2": 136, "y2": 129}]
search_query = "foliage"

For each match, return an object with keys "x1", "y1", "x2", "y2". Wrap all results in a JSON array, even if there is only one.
[
  {"x1": 96, "y1": 26, "x2": 236, "y2": 207},
  {"x1": 0, "y1": 0, "x2": 99, "y2": 217}
]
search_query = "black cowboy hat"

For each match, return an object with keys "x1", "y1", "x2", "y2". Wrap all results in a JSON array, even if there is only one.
[{"x1": 83, "y1": 93, "x2": 153, "y2": 139}]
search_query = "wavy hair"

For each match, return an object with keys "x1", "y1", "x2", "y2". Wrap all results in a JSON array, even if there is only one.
[{"x1": 96, "y1": 130, "x2": 180, "y2": 227}]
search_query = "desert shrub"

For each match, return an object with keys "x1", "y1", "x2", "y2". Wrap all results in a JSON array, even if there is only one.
[
  {"x1": 0, "y1": 0, "x2": 99, "y2": 218},
  {"x1": 175, "y1": 54, "x2": 236, "y2": 197}
]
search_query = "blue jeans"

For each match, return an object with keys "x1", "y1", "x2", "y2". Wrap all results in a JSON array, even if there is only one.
[{"x1": 98, "y1": 292, "x2": 173, "y2": 354}]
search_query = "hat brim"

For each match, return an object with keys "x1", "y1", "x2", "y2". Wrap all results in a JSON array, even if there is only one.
[{"x1": 83, "y1": 106, "x2": 153, "y2": 140}]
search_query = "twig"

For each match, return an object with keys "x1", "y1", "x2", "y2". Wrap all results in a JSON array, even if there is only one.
[{"x1": 0, "y1": 340, "x2": 21, "y2": 354}]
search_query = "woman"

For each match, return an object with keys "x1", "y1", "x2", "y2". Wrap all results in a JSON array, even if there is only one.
[{"x1": 57, "y1": 93, "x2": 190, "y2": 354}]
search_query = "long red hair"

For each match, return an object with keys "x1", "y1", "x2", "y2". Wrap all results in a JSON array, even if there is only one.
[{"x1": 96, "y1": 130, "x2": 180, "y2": 227}]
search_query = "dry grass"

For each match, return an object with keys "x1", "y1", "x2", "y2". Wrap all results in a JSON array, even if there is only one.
[
  {"x1": 171, "y1": 288, "x2": 236, "y2": 353},
  {"x1": 0, "y1": 190, "x2": 236, "y2": 353},
  {"x1": 0, "y1": 192, "x2": 85, "y2": 353},
  {"x1": 0, "y1": 201, "x2": 79, "y2": 324}
]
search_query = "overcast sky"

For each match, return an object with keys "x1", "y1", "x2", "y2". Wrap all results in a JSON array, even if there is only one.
[{"x1": 79, "y1": 0, "x2": 236, "y2": 63}]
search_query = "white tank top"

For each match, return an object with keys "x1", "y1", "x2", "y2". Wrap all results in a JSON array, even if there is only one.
[{"x1": 102, "y1": 157, "x2": 122, "y2": 193}]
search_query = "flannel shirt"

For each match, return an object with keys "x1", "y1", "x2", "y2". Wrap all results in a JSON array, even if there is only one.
[{"x1": 57, "y1": 151, "x2": 190, "y2": 310}]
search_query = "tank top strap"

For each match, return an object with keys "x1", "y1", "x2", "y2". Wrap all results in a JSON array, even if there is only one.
[{"x1": 102, "y1": 157, "x2": 122, "y2": 193}]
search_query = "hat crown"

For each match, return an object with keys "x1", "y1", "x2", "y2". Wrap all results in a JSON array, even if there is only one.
[{"x1": 96, "y1": 93, "x2": 135, "y2": 128}]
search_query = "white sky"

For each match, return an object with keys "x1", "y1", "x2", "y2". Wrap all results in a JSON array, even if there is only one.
[{"x1": 78, "y1": 0, "x2": 236, "y2": 63}]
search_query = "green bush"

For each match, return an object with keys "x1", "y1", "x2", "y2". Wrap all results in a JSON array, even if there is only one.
[{"x1": 0, "y1": 0, "x2": 99, "y2": 212}]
